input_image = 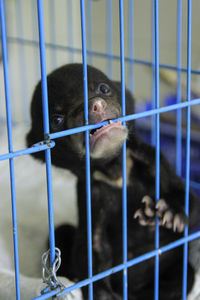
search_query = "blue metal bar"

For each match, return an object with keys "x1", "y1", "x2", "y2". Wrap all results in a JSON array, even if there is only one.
[
  {"x1": 151, "y1": 0, "x2": 156, "y2": 146},
  {"x1": 128, "y1": 0, "x2": 134, "y2": 93},
  {"x1": 154, "y1": 1, "x2": 160, "y2": 299},
  {"x1": 86, "y1": 0, "x2": 93, "y2": 65},
  {"x1": 6, "y1": 36, "x2": 200, "y2": 75},
  {"x1": 33, "y1": 230, "x2": 200, "y2": 300},
  {"x1": 31, "y1": 1, "x2": 41, "y2": 80},
  {"x1": 15, "y1": 0, "x2": 29, "y2": 123},
  {"x1": 33, "y1": 288, "x2": 60, "y2": 300},
  {"x1": 0, "y1": 3, "x2": 12, "y2": 154},
  {"x1": 37, "y1": 0, "x2": 50, "y2": 137},
  {"x1": 0, "y1": 141, "x2": 55, "y2": 161},
  {"x1": 119, "y1": 0, "x2": 126, "y2": 119},
  {"x1": 176, "y1": 0, "x2": 182, "y2": 177},
  {"x1": 0, "y1": 0, "x2": 21, "y2": 299},
  {"x1": 49, "y1": 97, "x2": 200, "y2": 140},
  {"x1": 80, "y1": 0, "x2": 93, "y2": 299},
  {"x1": 154, "y1": 3, "x2": 160, "y2": 203},
  {"x1": 106, "y1": 0, "x2": 113, "y2": 78},
  {"x1": 119, "y1": 1, "x2": 127, "y2": 299},
  {"x1": 3, "y1": 0, "x2": 16, "y2": 124},
  {"x1": 37, "y1": 0, "x2": 56, "y2": 269},
  {"x1": 182, "y1": 1, "x2": 192, "y2": 298}
]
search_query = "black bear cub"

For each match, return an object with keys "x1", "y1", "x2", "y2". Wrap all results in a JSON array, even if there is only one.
[{"x1": 27, "y1": 63, "x2": 200, "y2": 300}]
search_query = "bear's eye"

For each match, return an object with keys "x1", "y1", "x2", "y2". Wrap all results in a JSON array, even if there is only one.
[
  {"x1": 98, "y1": 83, "x2": 111, "y2": 95},
  {"x1": 51, "y1": 114, "x2": 65, "y2": 130}
]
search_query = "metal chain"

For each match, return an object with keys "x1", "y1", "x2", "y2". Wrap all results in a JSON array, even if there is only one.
[{"x1": 41, "y1": 247, "x2": 74, "y2": 298}]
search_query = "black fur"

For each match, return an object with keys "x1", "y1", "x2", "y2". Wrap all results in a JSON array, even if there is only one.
[{"x1": 27, "y1": 63, "x2": 200, "y2": 300}]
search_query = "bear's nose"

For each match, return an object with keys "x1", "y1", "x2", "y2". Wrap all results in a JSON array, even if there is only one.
[{"x1": 91, "y1": 98, "x2": 107, "y2": 113}]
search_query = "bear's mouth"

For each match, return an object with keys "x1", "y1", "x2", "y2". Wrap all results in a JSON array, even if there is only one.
[
  {"x1": 89, "y1": 119, "x2": 127, "y2": 158},
  {"x1": 90, "y1": 119, "x2": 116, "y2": 135}
]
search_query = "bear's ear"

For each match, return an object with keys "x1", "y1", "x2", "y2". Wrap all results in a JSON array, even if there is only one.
[{"x1": 112, "y1": 81, "x2": 135, "y2": 116}]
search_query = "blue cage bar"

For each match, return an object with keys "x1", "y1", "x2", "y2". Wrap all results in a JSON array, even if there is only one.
[
  {"x1": 0, "y1": 0, "x2": 200, "y2": 300},
  {"x1": 80, "y1": 0, "x2": 93, "y2": 299},
  {"x1": 0, "y1": 0, "x2": 21, "y2": 299},
  {"x1": 153, "y1": 1, "x2": 160, "y2": 299},
  {"x1": 37, "y1": 0, "x2": 56, "y2": 273},
  {"x1": 176, "y1": 0, "x2": 182, "y2": 177},
  {"x1": 183, "y1": 0, "x2": 192, "y2": 298},
  {"x1": 119, "y1": 1, "x2": 128, "y2": 300}
]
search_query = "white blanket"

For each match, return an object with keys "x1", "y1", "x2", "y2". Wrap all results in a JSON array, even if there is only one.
[{"x1": 0, "y1": 125, "x2": 81, "y2": 299}]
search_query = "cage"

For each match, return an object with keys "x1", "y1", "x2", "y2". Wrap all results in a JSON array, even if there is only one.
[{"x1": 0, "y1": 0, "x2": 200, "y2": 300}]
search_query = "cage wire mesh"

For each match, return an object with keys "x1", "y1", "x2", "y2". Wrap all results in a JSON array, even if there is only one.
[{"x1": 0, "y1": 0, "x2": 200, "y2": 300}]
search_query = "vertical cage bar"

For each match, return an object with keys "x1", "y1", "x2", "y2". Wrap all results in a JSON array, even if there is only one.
[
  {"x1": 0, "y1": 0, "x2": 21, "y2": 299},
  {"x1": 128, "y1": 0, "x2": 134, "y2": 93},
  {"x1": 15, "y1": 0, "x2": 29, "y2": 123},
  {"x1": 37, "y1": 0, "x2": 56, "y2": 267},
  {"x1": 86, "y1": 0, "x2": 93, "y2": 65},
  {"x1": 151, "y1": 0, "x2": 156, "y2": 146},
  {"x1": 176, "y1": 0, "x2": 182, "y2": 177},
  {"x1": 119, "y1": 1, "x2": 127, "y2": 299},
  {"x1": 154, "y1": 0, "x2": 160, "y2": 299},
  {"x1": 37, "y1": 0, "x2": 50, "y2": 136},
  {"x1": 182, "y1": 0, "x2": 191, "y2": 298},
  {"x1": 80, "y1": 1, "x2": 93, "y2": 299},
  {"x1": 106, "y1": 0, "x2": 113, "y2": 78},
  {"x1": 32, "y1": 1, "x2": 41, "y2": 80},
  {"x1": 3, "y1": 0, "x2": 16, "y2": 125}
]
